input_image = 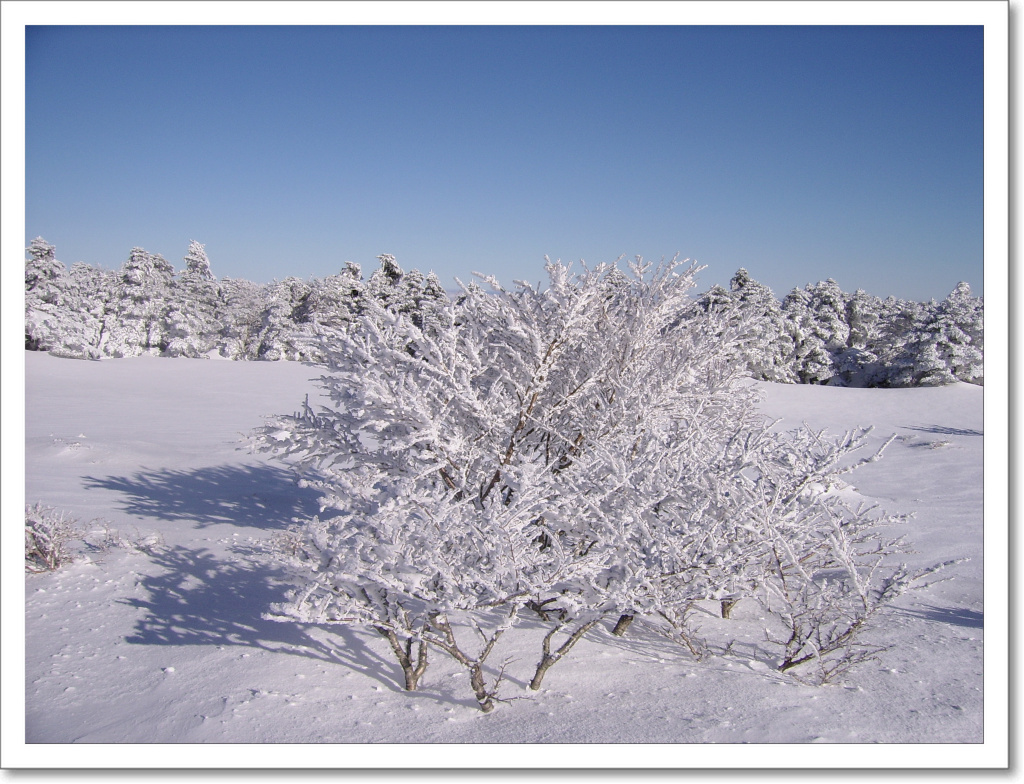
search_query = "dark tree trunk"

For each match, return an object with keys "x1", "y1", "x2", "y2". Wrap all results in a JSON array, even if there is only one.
[{"x1": 611, "y1": 613, "x2": 634, "y2": 637}]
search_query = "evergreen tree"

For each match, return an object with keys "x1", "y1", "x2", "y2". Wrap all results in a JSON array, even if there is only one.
[
  {"x1": 876, "y1": 298, "x2": 939, "y2": 387},
  {"x1": 25, "y1": 238, "x2": 68, "y2": 351},
  {"x1": 182, "y1": 238, "x2": 214, "y2": 280},
  {"x1": 102, "y1": 247, "x2": 176, "y2": 357},
  {"x1": 832, "y1": 289, "x2": 885, "y2": 387},
  {"x1": 288, "y1": 262, "x2": 367, "y2": 361},
  {"x1": 25, "y1": 239, "x2": 117, "y2": 359},
  {"x1": 938, "y1": 282, "x2": 984, "y2": 385},
  {"x1": 25, "y1": 237, "x2": 66, "y2": 298},
  {"x1": 695, "y1": 283, "x2": 733, "y2": 313},
  {"x1": 364, "y1": 253, "x2": 404, "y2": 311},
  {"x1": 418, "y1": 271, "x2": 450, "y2": 336},
  {"x1": 254, "y1": 277, "x2": 315, "y2": 361},
  {"x1": 727, "y1": 268, "x2": 797, "y2": 383},
  {"x1": 165, "y1": 241, "x2": 223, "y2": 357},
  {"x1": 782, "y1": 287, "x2": 835, "y2": 384},
  {"x1": 217, "y1": 276, "x2": 267, "y2": 360},
  {"x1": 885, "y1": 284, "x2": 983, "y2": 386}
]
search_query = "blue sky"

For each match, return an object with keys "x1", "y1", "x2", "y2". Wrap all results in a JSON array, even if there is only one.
[{"x1": 24, "y1": 22, "x2": 984, "y2": 301}]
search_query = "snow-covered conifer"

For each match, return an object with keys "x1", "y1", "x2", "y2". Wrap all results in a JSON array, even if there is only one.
[
  {"x1": 25, "y1": 240, "x2": 117, "y2": 358},
  {"x1": 364, "y1": 253, "x2": 404, "y2": 311},
  {"x1": 253, "y1": 277, "x2": 316, "y2": 361},
  {"x1": 216, "y1": 277, "x2": 267, "y2": 360},
  {"x1": 831, "y1": 289, "x2": 885, "y2": 387},
  {"x1": 165, "y1": 241, "x2": 223, "y2": 357},
  {"x1": 930, "y1": 282, "x2": 983, "y2": 385},
  {"x1": 25, "y1": 238, "x2": 69, "y2": 351},
  {"x1": 25, "y1": 237, "x2": 65, "y2": 297},
  {"x1": 726, "y1": 269, "x2": 797, "y2": 383},
  {"x1": 882, "y1": 284, "x2": 983, "y2": 387},
  {"x1": 102, "y1": 247, "x2": 176, "y2": 357},
  {"x1": 417, "y1": 272, "x2": 450, "y2": 336},
  {"x1": 58, "y1": 262, "x2": 117, "y2": 358},
  {"x1": 182, "y1": 239, "x2": 214, "y2": 280},
  {"x1": 782, "y1": 287, "x2": 835, "y2": 384}
]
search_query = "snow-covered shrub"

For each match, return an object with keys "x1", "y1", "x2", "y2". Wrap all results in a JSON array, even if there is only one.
[
  {"x1": 82, "y1": 521, "x2": 166, "y2": 556},
  {"x1": 25, "y1": 503, "x2": 80, "y2": 573},
  {"x1": 763, "y1": 540, "x2": 961, "y2": 685},
  {"x1": 733, "y1": 424, "x2": 967, "y2": 683},
  {"x1": 256, "y1": 256, "x2": 756, "y2": 705},
  {"x1": 255, "y1": 256, "x2": 956, "y2": 707}
]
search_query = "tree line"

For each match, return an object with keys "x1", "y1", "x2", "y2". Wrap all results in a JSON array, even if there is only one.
[{"x1": 25, "y1": 237, "x2": 982, "y2": 387}]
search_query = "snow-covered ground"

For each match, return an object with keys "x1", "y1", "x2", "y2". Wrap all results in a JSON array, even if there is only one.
[{"x1": 6, "y1": 352, "x2": 1007, "y2": 769}]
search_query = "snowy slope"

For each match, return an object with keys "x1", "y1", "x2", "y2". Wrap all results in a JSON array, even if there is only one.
[{"x1": 7, "y1": 352, "x2": 1004, "y2": 768}]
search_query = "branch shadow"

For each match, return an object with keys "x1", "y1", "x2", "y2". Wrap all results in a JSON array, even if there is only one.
[
  {"x1": 121, "y1": 543, "x2": 477, "y2": 708},
  {"x1": 123, "y1": 543, "x2": 333, "y2": 656},
  {"x1": 83, "y1": 463, "x2": 322, "y2": 530},
  {"x1": 903, "y1": 425, "x2": 983, "y2": 437},
  {"x1": 897, "y1": 604, "x2": 984, "y2": 629}
]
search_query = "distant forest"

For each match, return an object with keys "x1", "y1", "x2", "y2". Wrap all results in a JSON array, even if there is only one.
[{"x1": 25, "y1": 238, "x2": 982, "y2": 388}]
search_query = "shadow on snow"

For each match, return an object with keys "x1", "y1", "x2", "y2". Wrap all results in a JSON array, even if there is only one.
[
  {"x1": 83, "y1": 463, "x2": 322, "y2": 530},
  {"x1": 903, "y1": 425, "x2": 983, "y2": 437},
  {"x1": 898, "y1": 604, "x2": 983, "y2": 629},
  {"x1": 121, "y1": 542, "x2": 484, "y2": 709}
]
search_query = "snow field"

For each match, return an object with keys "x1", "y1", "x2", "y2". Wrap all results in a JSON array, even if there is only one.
[{"x1": 9, "y1": 352, "x2": 1002, "y2": 768}]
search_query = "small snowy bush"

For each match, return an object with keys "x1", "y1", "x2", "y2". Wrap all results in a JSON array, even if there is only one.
[
  {"x1": 83, "y1": 521, "x2": 166, "y2": 556},
  {"x1": 25, "y1": 503, "x2": 80, "y2": 573}
]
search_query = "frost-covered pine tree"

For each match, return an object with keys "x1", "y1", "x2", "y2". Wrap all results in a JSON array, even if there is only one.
[
  {"x1": 725, "y1": 268, "x2": 796, "y2": 383},
  {"x1": 165, "y1": 240, "x2": 224, "y2": 358},
  {"x1": 931, "y1": 282, "x2": 983, "y2": 385},
  {"x1": 421, "y1": 272, "x2": 448, "y2": 318},
  {"x1": 363, "y1": 253, "x2": 406, "y2": 312},
  {"x1": 60, "y1": 261, "x2": 118, "y2": 358},
  {"x1": 782, "y1": 287, "x2": 835, "y2": 384},
  {"x1": 293, "y1": 262, "x2": 364, "y2": 329},
  {"x1": 101, "y1": 247, "x2": 176, "y2": 357},
  {"x1": 882, "y1": 283, "x2": 983, "y2": 387},
  {"x1": 182, "y1": 238, "x2": 214, "y2": 281},
  {"x1": 252, "y1": 277, "x2": 317, "y2": 361},
  {"x1": 25, "y1": 239, "x2": 118, "y2": 358},
  {"x1": 25, "y1": 238, "x2": 69, "y2": 351},
  {"x1": 868, "y1": 296, "x2": 929, "y2": 386},
  {"x1": 25, "y1": 237, "x2": 65, "y2": 298},
  {"x1": 831, "y1": 288, "x2": 885, "y2": 387},
  {"x1": 357, "y1": 254, "x2": 450, "y2": 339},
  {"x1": 803, "y1": 279, "x2": 852, "y2": 385},
  {"x1": 216, "y1": 276, "x2": 267, "y2": 360},
  {"x1": 288, "y1": 260, "x2": 372, "y2": 362}
]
